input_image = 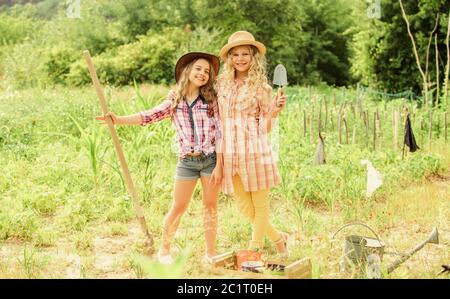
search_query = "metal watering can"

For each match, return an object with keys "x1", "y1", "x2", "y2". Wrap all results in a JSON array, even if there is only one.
[
  {"x1": 332, "y1": 222, "x2": 439, "y2": 278},
  {"x1": 332, "y1": 222, "x2": 385, "y2": 278}
]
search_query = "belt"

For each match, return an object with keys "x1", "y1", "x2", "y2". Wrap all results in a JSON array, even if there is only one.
[
  {"x1": 186, "y1": 152, "x2": 202, "y2": 157},
  {"x1": 181, "y1": 152, "x2": 216, "y2": 161}
]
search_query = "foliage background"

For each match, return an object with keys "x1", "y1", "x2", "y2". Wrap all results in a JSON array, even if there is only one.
[{"x1": 0, "y1": 0, "x2": 449, "y2": 97}]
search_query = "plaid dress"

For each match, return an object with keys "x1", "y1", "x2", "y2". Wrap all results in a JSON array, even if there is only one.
[
  {"x1": 140, "y1": 95, "x2": 221, "y2": 159},
  {"x1": 216, "y1": 79, "x2": 281, "y2": 194}
]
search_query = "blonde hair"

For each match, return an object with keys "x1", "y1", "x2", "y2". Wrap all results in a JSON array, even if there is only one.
[
  {"x1": 218, "y1": 45, "x2": 268, "y2": 91},
  {"x1": 171, "y1": 58, "x2": 217, "y2": 117}
]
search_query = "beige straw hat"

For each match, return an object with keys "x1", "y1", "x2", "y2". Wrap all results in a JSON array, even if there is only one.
[{"x1": 219, "y1": 31, "x2": 266, "y2": 60}]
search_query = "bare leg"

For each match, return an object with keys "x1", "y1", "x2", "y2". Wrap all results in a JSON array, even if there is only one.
[
  {"x1": 159, "y1": 179, "x2": 197, "y2": 255},
  {"x1": 200, "y1": 176, "x2": 220, "y2": 257}
]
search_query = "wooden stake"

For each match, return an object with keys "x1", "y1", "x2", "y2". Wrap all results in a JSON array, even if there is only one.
[
  {"x1": 444, "y1": 112, "x2": 447, "y2": 142},
  {"x1": 333, "y1": 92, "x2": 337, "y2": 109},
  {"x1": 318, "y1": 97, "x2": 322, "y2": 132},
  {"x1": 428, "y1": 109, "x2": 433, "y2": 150},
  {"x1": 364, "y1": 110, "x2": 369, "y2": 146},
  {"x1": 338, "y1": 105, "x2": 342, "y2": 144},
  {"x1": 373, "y1": 111, "x2": 377, "y2": 151},
  {"x1": 343, "y1": 114, "x2": 349, "y2": 144},
  {"x1": 352, "y1": 124, "x2": 357, "y2": 144},
  {"x1": 324, "y1": 96, "x2": 328, "y2": 132},
  {"x1": 303, "y1": 109, "x2": 307, "y2": 138}
]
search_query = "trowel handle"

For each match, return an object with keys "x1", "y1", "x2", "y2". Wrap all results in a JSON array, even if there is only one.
[{"x1": 276, "y1": 87, "x2": 283, "y2": 107}]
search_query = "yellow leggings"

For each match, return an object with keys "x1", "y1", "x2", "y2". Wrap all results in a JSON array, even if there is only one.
[{"x1": 232, "y1": 175, "x2": 282, "y2": 249}]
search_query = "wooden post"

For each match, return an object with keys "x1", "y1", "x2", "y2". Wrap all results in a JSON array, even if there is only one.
[
  {"x1": 444, "y1": 112, "x2": 447, "y2": 143},
  {"x1": 428, "y1": 110, "x2": 433, "y2": 150},
  {"x1": 344, "y1": 113, "x2": 349, "y2": 144},
  {"x1": 303, "y1": 109, "x2": 307, "y2": 138},
  {"x1": 376, "y1": 108, "x2": 381, "y2": 146},
  {"x1": 310, "y1": 104, "x2": 315, "y2": 144},
  {"x1": 330, "y1": 108, "x2": 334, "y2": 131},
  {"x1": 324, "y1": 96, "x2": 328, "y2": 132},
  {"x1": 333, "y1": 92, "x2": 337, "y2": 109},
  {"x1": 318, "y1": 97, "x2": 323, "y2": 132},
  {"x1": 364, "y1": 110, "x2": 369, "y2": 146},
  {"x1": 437, "y1": 111, "x2": 441, "y2": 138},
  {"x1": 338, "y1": 106, "x2": 342, "y2": 144},
  {"x1": 373, "y1": 111, "x2": 377, "y2": 151}
]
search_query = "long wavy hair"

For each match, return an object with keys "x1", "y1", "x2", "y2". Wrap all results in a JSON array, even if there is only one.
[
  {"x1": 171, "y1": 58, "x2": 218, "y2": 117},
  {"x1": 218, "y1": 45, "x2": 268, "y2": 91}
]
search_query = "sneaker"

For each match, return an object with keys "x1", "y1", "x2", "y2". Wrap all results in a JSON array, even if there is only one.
[{"x1": 157, "y1": 251, "x2": 174, "y2": 265}]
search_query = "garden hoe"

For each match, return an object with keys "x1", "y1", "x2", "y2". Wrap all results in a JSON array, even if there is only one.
[{"x1": 83, "y1": 50, "x2": 155, "y2": 256}]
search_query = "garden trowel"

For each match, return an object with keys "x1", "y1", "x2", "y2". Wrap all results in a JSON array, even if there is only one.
[{"x1": 273, "y1": 64, "x2": 287, "y2": 107}]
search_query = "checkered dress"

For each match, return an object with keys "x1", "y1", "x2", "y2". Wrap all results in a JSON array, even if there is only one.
[{"x1": 216, "y1": 79, "x2": 281, "y2": 194}]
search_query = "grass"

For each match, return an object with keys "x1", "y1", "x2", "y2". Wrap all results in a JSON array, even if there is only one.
[{"x1": 0, "y1": 84, "x2": 449, "y2": 278}]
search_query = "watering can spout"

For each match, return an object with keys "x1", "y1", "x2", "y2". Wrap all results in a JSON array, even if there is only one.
[{"x1": 429, "y1": 227, "x2": 439, "y2": 244}]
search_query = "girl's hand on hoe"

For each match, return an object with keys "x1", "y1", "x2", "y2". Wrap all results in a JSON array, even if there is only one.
[
  {"x1": 95, "y1": 112, "x2": 122, "y2": 125},
  {"x1": 209, "y1": 165, "x2": 222, "y2": 186},
  {"x1": 271, "y1": 88, "x2": 287, "y2": 117}
]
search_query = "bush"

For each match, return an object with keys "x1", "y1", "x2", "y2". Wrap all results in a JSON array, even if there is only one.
[
  {"x1": 45, "y1": 46, "x2": 79, "y2": 85},
  {"x1": 67, "y1": 28, "x2": 184, "y2": 86}
]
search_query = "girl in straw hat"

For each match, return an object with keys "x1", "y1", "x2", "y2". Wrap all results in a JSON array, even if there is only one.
[
  {"x1": 216, "y1": 31, "x2": 288, "y2": 256},
  {"x1": 96, "y1": 52, "x2": 222, "y2": 264}
]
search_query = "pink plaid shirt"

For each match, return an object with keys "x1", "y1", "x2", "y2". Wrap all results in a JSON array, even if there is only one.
[{"x1": 140, "y1": 95, "x2": 222, "y2": 158}]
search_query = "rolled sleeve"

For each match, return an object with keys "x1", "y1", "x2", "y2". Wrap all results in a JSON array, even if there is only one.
[{"x1": 140, "y1": 100, "x2": 172, "y2": 126}]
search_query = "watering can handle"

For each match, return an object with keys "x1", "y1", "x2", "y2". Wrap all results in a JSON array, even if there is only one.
[{"x1": 332, "y1": 222, "x2": 383, "y2": 246}]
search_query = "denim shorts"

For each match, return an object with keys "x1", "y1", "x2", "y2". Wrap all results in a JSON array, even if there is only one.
[{"x1": 175, "y1": 152, "x2": 217, "y2": 180}]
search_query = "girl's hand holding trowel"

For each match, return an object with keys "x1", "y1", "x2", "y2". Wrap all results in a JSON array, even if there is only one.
[
  {"x1": 271, "y1": 63, "x2": 287, "y2": 117},
  {"x1": 271, "y1": 88, "x2": 286, "y2": 116}
]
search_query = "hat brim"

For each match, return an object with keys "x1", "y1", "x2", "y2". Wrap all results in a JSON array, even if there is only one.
[
  {"x1": 175, "y1": 52, "x2": 220, "y2": 83},
  {"x1": 219, "y1": 40, "x2": 266, "y2": 60}
]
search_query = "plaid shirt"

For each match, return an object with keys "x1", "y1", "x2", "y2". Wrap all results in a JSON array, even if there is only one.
[
  {"x1": 140, "y1": 95, "x2": 222, "y2": 158},
  {"x1": 217, "y1": 79, "x2": 281, "y2": 194}
]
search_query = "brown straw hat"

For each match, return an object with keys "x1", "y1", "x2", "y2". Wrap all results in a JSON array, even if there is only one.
[
  {"x1": 219, "y1": 31, "x2": 266, "y2": 60},
  {"x1": 175, "y1": 52, "x2": 220, "y2": 83}
]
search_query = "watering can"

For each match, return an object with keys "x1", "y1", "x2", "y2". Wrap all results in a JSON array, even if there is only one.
[
  {"x1": 332, "y1": 222, "x2": 439, "y2": 278},
  {"x1": 332, "y1": 222, "x2": 385, "y2": 276}
]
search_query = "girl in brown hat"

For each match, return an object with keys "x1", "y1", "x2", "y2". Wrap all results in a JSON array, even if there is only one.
[
  {"x1": 96, "y1": 52, "x2": 222, "y2": 264},
  {"x1": 216, "y1": 31, "x2": 288, "y2": 256}
]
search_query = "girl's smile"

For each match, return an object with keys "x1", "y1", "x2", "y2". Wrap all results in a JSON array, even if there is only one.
[
  {"x1": 231, "y1": 46, "x2": 252, "y2": 74},
  {"x1": 189, "y1": 58, "x2": 210, "y2": 87}
]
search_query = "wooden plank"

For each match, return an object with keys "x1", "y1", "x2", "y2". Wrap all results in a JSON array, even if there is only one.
[
  {"x1": 211, "y1": 251, "x2": 235, "y2": 269},
  {"x1": 210, "y1": 251, "x2": 312, "y2": 279},
  {"x1": 285, "y1": 257, "x2": 312, "y2": 279}
]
